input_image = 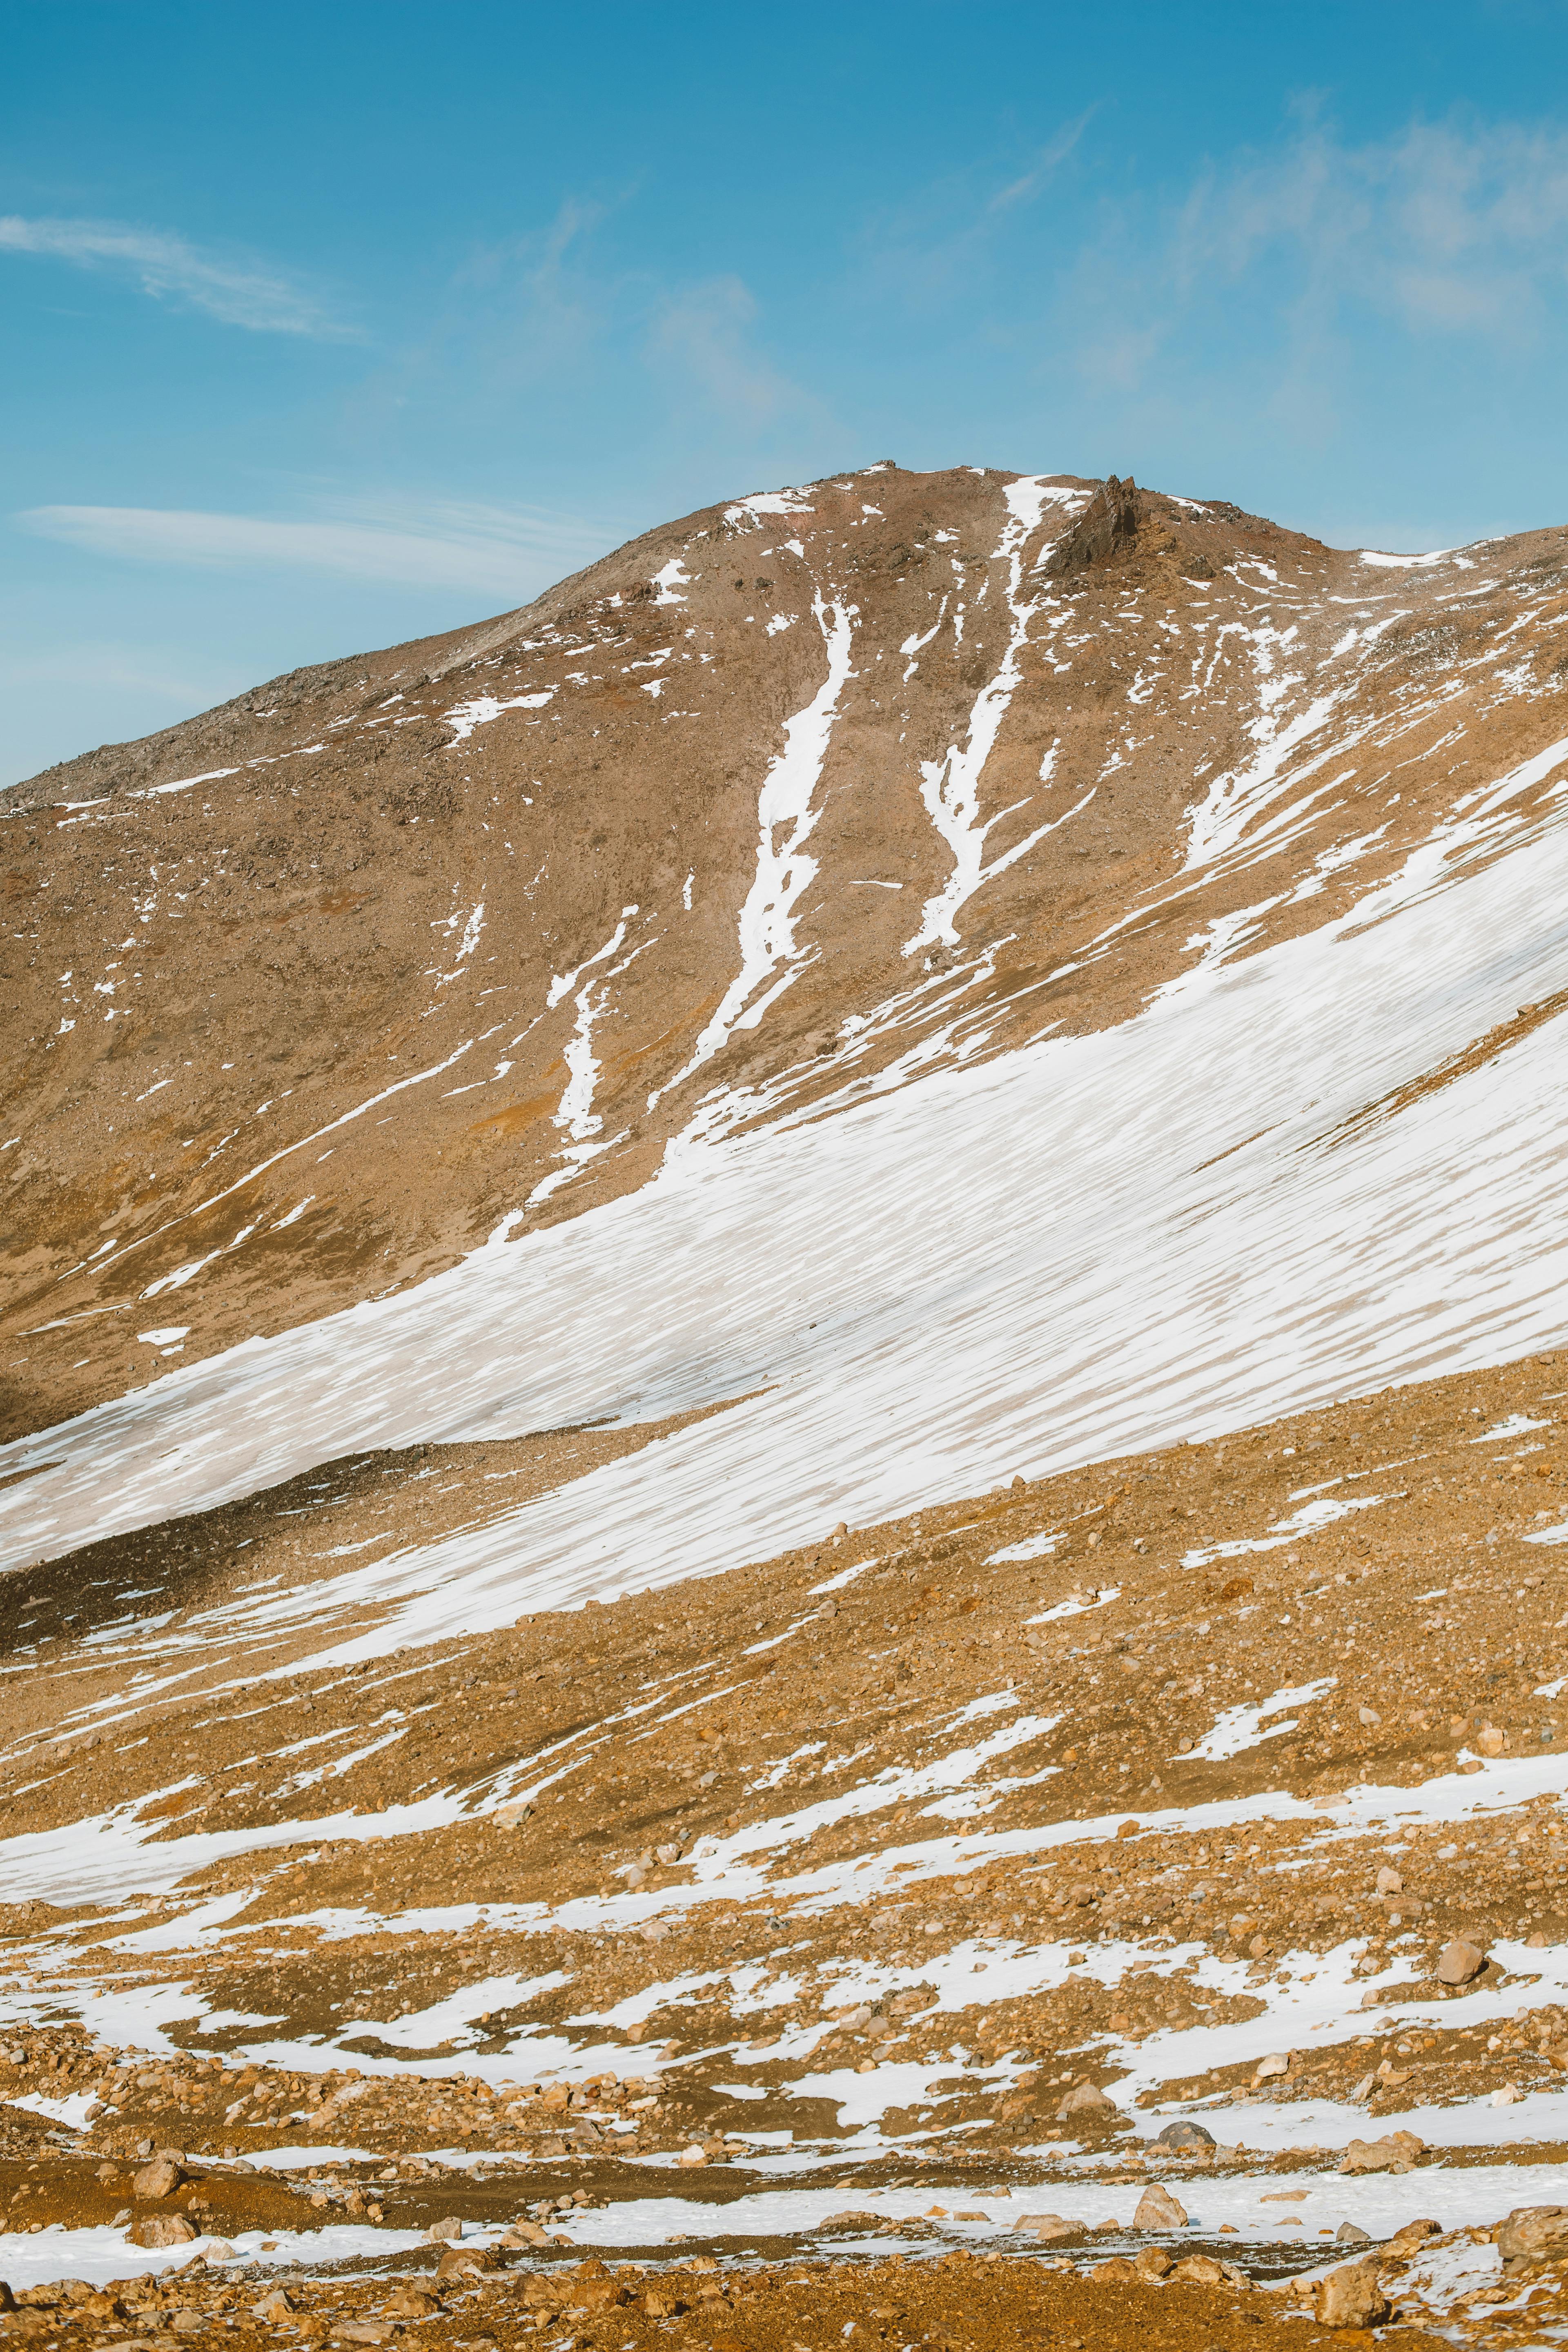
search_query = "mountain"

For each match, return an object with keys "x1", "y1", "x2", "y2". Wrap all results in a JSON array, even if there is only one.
[
  {"x1": 2, "y1": 464, "x2": 1568, "y2": 2334},
  {"x1": 7, "y1": 461, "x2": 1566, "y2": 1451}
]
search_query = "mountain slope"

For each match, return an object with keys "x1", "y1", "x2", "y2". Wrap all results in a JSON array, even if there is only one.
[
  {"x1": 5, "y1": 462, "x2": 1566, "y2": 1447},
  {"x1": 7, "y1": 464, "x2": 1568, "y2": 2336}
]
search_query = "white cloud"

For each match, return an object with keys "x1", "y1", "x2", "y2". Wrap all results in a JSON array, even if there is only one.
[
  {"x1": 1176, "y1": 117, "x2": 1568, "y2": 342},
  {"x1": 987, "y1": 113, "x2": 1095, "y2": 215},
  {"x1": 648, "y1": 274, "x2": 821, "y2": 429},
  {"x1": 0, "y1": 214, "x2": 343, "y2": 336},
  {"x1": 18, "y1": 497, "x2": 615, "y2": 601}
]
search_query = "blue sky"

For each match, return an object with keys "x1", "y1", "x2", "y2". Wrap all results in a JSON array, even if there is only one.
[{"x1": 5, "y1": 0, "x2": 1568, "y2": 784}]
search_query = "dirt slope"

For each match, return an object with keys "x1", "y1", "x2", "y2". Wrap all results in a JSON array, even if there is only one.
[
  {"x1": 3, "y1": 1351, "x2": 1568, "y2": 2345},
  {"x1": 4, "y1": 464, "x2": 1566, "y2": 1441}
]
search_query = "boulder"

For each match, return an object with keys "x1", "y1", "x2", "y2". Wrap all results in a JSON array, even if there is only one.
[
  {"x1": 435, "y1": 2247, "x2": 499, "y2": 2281},
  {"x1": 1312, "y1": 2258, "x2": 1390, "y2": 2329},
  {"x1": 573, "y1": 2280, "x2": 633, "y2": 2312},
  {"x1": 1133, "y1": 2184, "x2": 1187, "y2": 2230},
  {"x1": 131, "y1": 2158, "x2": 185, "y2": 2200},
  {"x1": 1496, "y1": 2206, "x2": 1568, "y2": 2265},
  {"x1": 1383, "y1": 2219, "x2": 1441, "y2": 2260},
  {"x1": 131, "y1": 2216, "x2": 197, "y2": 2249},
  {"x1": 1254, "y1": 2052, "x2": 1290, "y2": 2081},
  {"x1": 425, "y1": 2217, "x2": 464, "y2": 2243},
  {"x1": 1011, "y1": 2212, "x2": 1075, "y2": 2239},
  {"x1": 1057, "y1": 2081, "x2": 1116, "y2": 2122},
  {"x1": 1339, "y1": 2130, "x2": 1425, "y2": 2175},
  {"x1": 1437, "y1": 1938, "x2": 1487, "y2": 1985},
  {"x1": 384, "y1": 2291, "x2": 439, "y2": 2319},
  {"x1": 1171, "y1": 2254, "x2": 1247, "y2": 2288},
  {"x1": 1133, "y1": 2248, "x2": 1172, "y2": 2280},
  {"x1": 1154, "y1": 2119, "x2": 1215, "y2": 2151}
]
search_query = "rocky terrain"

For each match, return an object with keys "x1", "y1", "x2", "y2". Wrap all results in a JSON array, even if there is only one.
[{"x1": 6, "y1": 462, "x2": 1568, "y2": 2348}]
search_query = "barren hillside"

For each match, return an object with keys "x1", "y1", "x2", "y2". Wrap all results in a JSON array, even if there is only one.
[{"x1": 4, "y1": 463, "x2": 1568, "y2": 2350}]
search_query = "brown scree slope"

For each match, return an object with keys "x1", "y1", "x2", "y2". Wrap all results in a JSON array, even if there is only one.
[{"x1": 4, "y1": 464, "x2": 1568, "y2": 1441}]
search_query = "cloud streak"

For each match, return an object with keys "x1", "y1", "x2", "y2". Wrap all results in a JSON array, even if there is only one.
[
  {"x1": 0, "y1": 214, "x2": 344, "y2": 336},
  {"x1": 1176, "y1": 116, "x2": 1568, "y2": 341},
  {"x1": 18, "y1": 497, "x2": 616, "y2": 602},
  {"x1": 648, "y1": 274, "x2": 822, "y2": 429}
]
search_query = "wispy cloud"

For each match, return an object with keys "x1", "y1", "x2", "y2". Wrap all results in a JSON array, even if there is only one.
[
  {"x1": 987, "y1": 114, "x2": 1096, "y2": 216},
  {"x1": 855, "y1": 119, "x2": 1091, "y2": 308},
  {"x1": 648, "y1": 274, "x2": 821, "y2": 429},
  {"x1": 18, "y1": 497, "x2": 615, "y2": 601},
  {"x1": 1176, "y1": 116, "x2": 1568, "y2": 344},
  {"x1": 0, "y1": 214, "x2": 345, "y2": 336}
]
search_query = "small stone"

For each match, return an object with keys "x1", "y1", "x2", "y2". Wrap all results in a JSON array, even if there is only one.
[
  {"x1": 655, "y1": 1843, "x2": 682, "y2": 1865},
  {"x1": 1253, "y1": 2052, "x2": 1290, "y2": 2080},
  {"x1": 1133, "y1": 2247, "x2": 1172, "y2": 2280},
  {"x1": 1358, "y1": 1707, "x2": 1381, "y2": 1727},
  {"x1": 677, "y1": 2144, "x2": 708, "y2": 2166},
  {"x1": 1383, "y1": 2220, "x2": 1441, "y2": 2258},
  {"x1": 1334, "y1": 2222, "x2": 1373, "y2": 2246},
  {"x1": 1478, "y1": 1726, "x2": 1507, "y2": 1755},
  {"x1": 1376, "y1": 1866, "x2": 1403, "y2": 1895},
  {"x1": 426, "y1": 2216, "x2": 464, "y2": 2243},
  {"x1": 253, "y1": 2292, "x2": 295, "y2": 2321},
  {"x1": 1133, "y1": 2184, "x2": 1187, "y2": 2230},
  {"x1": 1437, "y1": 1936, "x2": 1487, "y2": 1985},
  {"x1": 1313, "y1": 2258, "x2": 1390, "y2": 2328}
]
